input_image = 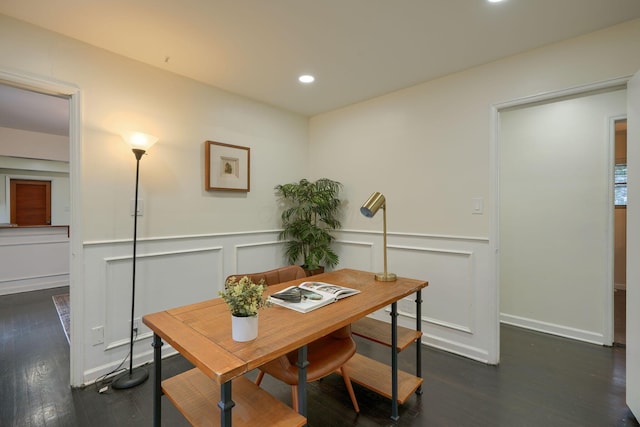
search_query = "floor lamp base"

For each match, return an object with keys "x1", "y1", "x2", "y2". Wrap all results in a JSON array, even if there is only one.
[{"x1": 112, "y1": 367, "x2": 149, "y2": 390}]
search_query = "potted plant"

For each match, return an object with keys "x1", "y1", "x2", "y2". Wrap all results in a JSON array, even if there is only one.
[
  {"x1": 219, "y1": 276, "x2": 270, "y2": 341},
  {"x1": 274, "y1": 178, "x2": 343, "y2": 275}
]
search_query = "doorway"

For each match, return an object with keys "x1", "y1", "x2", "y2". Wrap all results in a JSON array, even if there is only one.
[
  {"x1": 498, "y1": 86, "x2": 626, "y2": 346},
  {"x1": 614, "y1": 118, "x2": 627, "y2": 346},
  {"x1": 0, "y1": 72, "x2": 82, "y2": 386}
]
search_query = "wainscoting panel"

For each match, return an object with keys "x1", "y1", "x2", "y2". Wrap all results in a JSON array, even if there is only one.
[
  {"x1": 390, "y1": 245, "x2": 474, "y2": 334},
  {"x1": 0, "y1": 227, "x2": 69, "y2": 295},
  {"x1": 81, "y1": 231, "x2": 286, "y2": 384},
  {"x1": 335, "y1": 230, "x2": 492, "y2": 363},
  {"x1": 334, "y1": 239, "x2": 375, "y2": 272},
  {"x1": 80, "y1": 229, "x2": 494, "y2": 384},
  {"x1": 235, "y1": 240, "x2": 287, "y2": 274},
  {"x1": 104, "y1": 247, "x2": 223, "y2": 348}
]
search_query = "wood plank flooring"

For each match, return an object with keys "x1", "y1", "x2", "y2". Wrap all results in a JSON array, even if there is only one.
[{"x1": 1, "y1": 287, "x2": 638, "y2": 426}]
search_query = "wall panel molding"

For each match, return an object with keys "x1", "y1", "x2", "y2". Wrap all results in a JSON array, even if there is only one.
[
  {"x1": 81, "y1": 230, "x2": 284, "y2": 384},
  {"x1": 0, "y1": 227, "x2": 69, "y2": 295},
  {"x1": 102, "y1": 246, "x2": 224, "y2": 348},
  {"x1": 336, "y1": 230, "x2": 490, "y2": 363},
  {"x1": 80, "y1": 229, "x2": 493, "y2": 383},
  {"x1": 235, "y1": 240, "x2": 286, "y2": 273}
]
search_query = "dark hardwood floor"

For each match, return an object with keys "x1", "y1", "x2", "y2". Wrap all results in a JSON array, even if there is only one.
[{"x1": 1, "y1": 287, "x2": 638, "y2": 426}]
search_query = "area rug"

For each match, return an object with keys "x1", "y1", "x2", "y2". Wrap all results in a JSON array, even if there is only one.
[{"x1": 52, "y1": 293, "x2": 71, "y2": 344}]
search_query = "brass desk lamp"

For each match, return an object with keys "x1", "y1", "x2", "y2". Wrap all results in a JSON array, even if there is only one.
[{"x1": 360, "y1": 192, "x2": 397, "y2": 282}]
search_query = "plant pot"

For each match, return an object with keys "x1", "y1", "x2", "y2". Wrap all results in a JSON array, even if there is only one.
[
  {"x1": 231, "y1": 314, "x2": 258, "y2": 342},
  {"x1": 304, "y1": 266, "x2": 325, "y2": 277}
]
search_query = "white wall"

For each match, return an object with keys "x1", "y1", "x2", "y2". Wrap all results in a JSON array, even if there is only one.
[
  {"x1": 309, "y1": 20, "x2": 640, "y2": 363},
  {"x1": 499, "y1": 89, "x2": 626, "y2": 344},
  {"x1": 2, "y1": 12, "x2": 640, "y2": 384},
  {"x1": 0, "y1": 15, "x2": 309, "y2": 240},
  {"x1": 0, "y1": 127, "x2": 69, "y2": 161},
  {"x1": 0, "y1": 15, "x2": 309, "y2": 385}
]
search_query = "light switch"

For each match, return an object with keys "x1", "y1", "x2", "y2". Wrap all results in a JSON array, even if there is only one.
[{"x1": 472, "y1": 197, "x2": 484, "y2": 215}]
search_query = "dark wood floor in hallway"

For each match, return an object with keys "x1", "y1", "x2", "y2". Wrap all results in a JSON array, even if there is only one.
[{"x1": 1, "y1": 287, "x2": 638, "y2": 426}]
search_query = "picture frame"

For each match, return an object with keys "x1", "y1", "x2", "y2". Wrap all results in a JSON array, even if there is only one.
[{"x1": 205, "y1": 141, "x2": 250, "y2": 192}]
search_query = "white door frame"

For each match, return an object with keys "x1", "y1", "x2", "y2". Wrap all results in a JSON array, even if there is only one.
[
  {"x1": 0, "y1": 68, "x2": 84, "y2": 387},
  {"x1": 489, "y1": 76, "x2": 631, "y2": 362},
  {"x1": 625, "y1": 69, "x2": 640, "y2": 417},
  {"x1": 606, "y1": 113, "x2": 628, "y2": 346}
]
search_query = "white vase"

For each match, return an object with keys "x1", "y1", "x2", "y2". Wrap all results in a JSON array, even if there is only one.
[{"x1": 231, "y1": 314, "x2": 258, "y2": 342}]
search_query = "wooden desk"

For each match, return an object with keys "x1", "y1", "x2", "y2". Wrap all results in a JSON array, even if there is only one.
[{"x1": 143, "y1": 268, "x2": 428, "y2": 426}]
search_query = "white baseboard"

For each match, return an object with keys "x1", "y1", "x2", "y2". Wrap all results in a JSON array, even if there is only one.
[
  {"x1": 500, "y1": 313, "x2": 604, "y2": 345},
  {"x1": 81, "y1": 343, "x2": 178, "y2": 387},
  {"x1": 0, "y1": 274, "x2": 69, "y2": 295},
  {"x1": 421, "y1": 333, "x2": 492, "y2": 364}
]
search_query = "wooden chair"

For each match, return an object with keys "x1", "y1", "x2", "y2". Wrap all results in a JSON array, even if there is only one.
[{"x1": 226, "y1": 266, "x2": 360, "y2": 413}]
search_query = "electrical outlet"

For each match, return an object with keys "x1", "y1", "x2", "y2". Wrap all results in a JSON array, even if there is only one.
[
  {"x1": 91, "y1": 326, "x2": 104, "y2": 345},
  {"x1": 133, "y1": 317, "x2": 141, "y2": 333}
]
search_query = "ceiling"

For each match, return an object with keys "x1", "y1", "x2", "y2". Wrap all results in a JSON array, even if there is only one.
[
  {"x1": 0, "y1": 85, "x2": 70, "y2": 136},
  {"x1": 1, "y1": 0, "x2": 640, "y2": 133}
]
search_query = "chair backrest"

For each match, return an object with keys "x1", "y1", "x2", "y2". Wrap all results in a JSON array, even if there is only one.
[
  {"x1": 231, "y1": 265, "x2": 352, "y2": 372},
  {"x1": 226, "y1": 265, "x2": 306, "y2": 287}
]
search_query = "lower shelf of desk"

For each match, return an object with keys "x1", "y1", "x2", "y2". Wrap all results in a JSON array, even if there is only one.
[
  {"x1": 345, "y1": 353, "x2": 423, "y2": 404},
  {"x1": 352, "y1": 317, "x2": 423, "y2": 352},
  {"x1": 162, "y1": 368, "x2": 306, "y2": 427}
]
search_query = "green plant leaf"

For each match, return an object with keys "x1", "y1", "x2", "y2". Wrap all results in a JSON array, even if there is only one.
[{"x1": 275, "y1": 178, "x2": 343, "y2": 269}]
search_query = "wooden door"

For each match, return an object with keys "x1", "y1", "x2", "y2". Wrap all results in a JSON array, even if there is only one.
[{"x1": 10, "y1": 179, "x2": 52, "y2": 225}]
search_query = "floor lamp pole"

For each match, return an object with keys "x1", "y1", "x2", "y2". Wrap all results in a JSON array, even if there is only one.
[{"x1": 112, "y1": 148, "x2": 149, "y2": 389}]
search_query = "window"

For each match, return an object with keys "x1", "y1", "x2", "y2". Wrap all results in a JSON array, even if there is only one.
[{"x1": 614, "y1": 164, "x2": 627, "y2": 207}]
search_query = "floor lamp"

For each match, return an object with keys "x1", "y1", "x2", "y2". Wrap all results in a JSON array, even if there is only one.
[
  {"x1": 360, "y1": 191, "x2": 397, "y2": 282},
  {"x1": 112, "y1": 132, "x2": 158, "y2": 390}
]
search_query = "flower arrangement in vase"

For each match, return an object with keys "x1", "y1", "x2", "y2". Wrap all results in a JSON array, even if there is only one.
[{"x1": 219, "y1": 276, "x2": 270, "y2": 341}]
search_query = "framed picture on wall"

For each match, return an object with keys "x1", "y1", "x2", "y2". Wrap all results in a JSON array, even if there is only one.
[{"x1": 205, "y1": 141, "x2": 250, "y2": 192}]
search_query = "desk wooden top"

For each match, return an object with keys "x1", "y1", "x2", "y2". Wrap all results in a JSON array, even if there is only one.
[{"x1": 143, "y1": 268, "x2": 428, "y2": 384}]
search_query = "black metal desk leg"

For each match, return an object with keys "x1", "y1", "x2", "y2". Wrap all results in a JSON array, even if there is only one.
[
  {"x1": 152, "y1": 333, "x2": 164, "y2": 427},
  {"x1": 297, "y1": 345, "x2": 309, "y2": 421},
  {"x1": 415, "y1": 289, "x2": 423, "y2": 395},
  {"x1": 391, "y1": 301, "x2": 399, "y2": 421},
  {"x1": 218, "y1": 381, "x2": 235, "y2": 427}
]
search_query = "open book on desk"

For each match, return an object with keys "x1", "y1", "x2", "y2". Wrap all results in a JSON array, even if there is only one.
[{"x1": 268, "y1": 281, "x2": 360, "y2": 313}]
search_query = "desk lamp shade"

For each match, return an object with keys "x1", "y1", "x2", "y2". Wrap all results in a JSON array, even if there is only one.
[{"x1": 360, "y1": 192, "x2": 397, "y2": 282}]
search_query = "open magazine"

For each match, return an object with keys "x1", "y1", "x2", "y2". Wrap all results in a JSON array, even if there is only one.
[{"x1": 269, "y1": 281, "x2": 360, "y2": 313}]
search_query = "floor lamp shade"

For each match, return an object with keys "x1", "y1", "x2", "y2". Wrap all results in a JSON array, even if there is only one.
[
  {"x1": 123, "y1": 131, "x2": 159, "y2": 151},
  {"x1": 112, "y1": 132, "x2": 157, "y2": 390},
  {"x1": 360, "y1": 192, "x2": 397, "y2": 282}
]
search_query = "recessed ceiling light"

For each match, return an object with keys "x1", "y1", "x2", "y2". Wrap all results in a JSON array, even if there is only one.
[
  {"x1": 298, "y1": 75, "x2": 315, "y2": 84},
  {"x1": 487, "y1": 0, "x2": 506, "y2": 3}
]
